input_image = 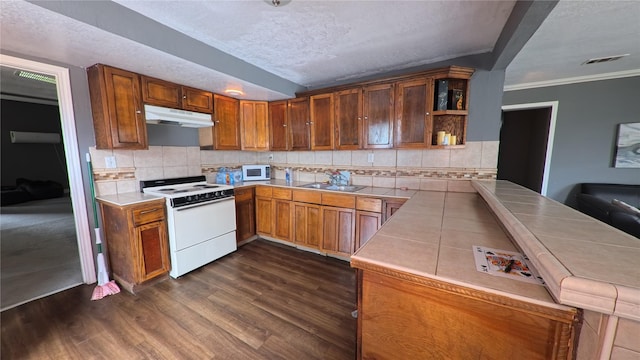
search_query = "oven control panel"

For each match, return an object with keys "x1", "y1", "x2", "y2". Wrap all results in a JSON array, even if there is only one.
[{"x1": 170, "y1": 189, "x2": 235, "y2": 208}]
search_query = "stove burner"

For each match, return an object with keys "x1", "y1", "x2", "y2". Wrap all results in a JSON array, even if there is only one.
[
  {"x1": 173, "y1": 189, "x2": 189, "y2": 193},
  {"x1": 159, "y1": 188, "x2": 176, "y2": 192},
  {"x1": 193, "y1": 184, "x2": 220, "y2": 189}
]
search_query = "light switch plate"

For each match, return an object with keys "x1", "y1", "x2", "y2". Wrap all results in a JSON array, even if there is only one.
[
  {"x1": 367, "y1": 153, "x2": 374, "y2": 163},
  {"x1": 105, "y1": 156, "x2": 117, "y2": 169}
]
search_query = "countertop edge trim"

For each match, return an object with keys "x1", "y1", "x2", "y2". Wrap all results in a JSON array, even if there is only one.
[{"x1": 351, "y1": 257, "x2": 578, "y2": 319}]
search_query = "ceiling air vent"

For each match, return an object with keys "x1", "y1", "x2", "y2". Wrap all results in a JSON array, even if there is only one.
[{"x1": 582, "y1": 54, "x2": 629, "y2": 65}]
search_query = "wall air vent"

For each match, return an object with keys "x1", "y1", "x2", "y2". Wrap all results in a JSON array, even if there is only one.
[{"x1": 582, "y1": 54, "x2": 629, "y2": 65}]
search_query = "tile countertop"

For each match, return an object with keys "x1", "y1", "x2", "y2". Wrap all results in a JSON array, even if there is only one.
[
  {"x1": 96, "y1": 192, "x2": 164, "y2": 207},
  {"x1": 473, "y1": 180, "x2": 640, "y2": 321},
  {"x1": 232, "y1": 179, "x2": 418, "y2": 198},
  {"x1": 352, "y1": 180, "x2": 640, "y2": 321}
]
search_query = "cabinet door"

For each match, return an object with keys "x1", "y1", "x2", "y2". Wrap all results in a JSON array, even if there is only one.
[
  {"x1": 355, "y1": 210, "x2": 382, "y2": 251},
  {"x1": 395, "y1": 78, "x2": 432, "y2": 148},
  {"x1": 256, "y1": 197, "x2": 273, "y2": 236},
  {"x1": 141, "y1": 76, "x2": 181, "y2": 108},
  {"x1": 273, "y1": 199, "x2": 293, "y2": 242},
  {"x1": 383, "y1": 198, "x2": 407, "y2": 223},
  {"x1": 293, "y1": 202, "x2": 322, "y2": 249},
  {"x1": 240, "y1": 101, "x2": 269, "y2": 151},
  {"x1": 235, "y1": 188, "x2": 256, "y2": 243},
  {"x1": 363, "y1": 83, "x2": 394, "y2": 149},
  {"x1": 310, "y1": 93, "x2": 334, "y2": 150},
  {"x1": 182, "y1": 86, "x2": 213, "y2": 113},
  {"x1": 213, "y1": 94, "x2": 241, "y2": 150},
  {"x1": 288, "y1": 97, "x2": 310, "y2": 150},
  {"x1": 335, "y1": 88, "x2": 363, "y2": 150},
  {"x1": 135, "y1": 220, "x2": 170, "y2": 282},
  {"x1": 322, "y1": 206, "x2": 355, "y2": 257},
  {"x1": 269, "y1": 100, "x2": 289, "y2": 150},
  {"x1": 88, "y1": 64, "x2": 147, "y2": 150}
]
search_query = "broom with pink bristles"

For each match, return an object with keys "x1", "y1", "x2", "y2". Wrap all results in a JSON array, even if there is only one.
[{"x1": 87, "y1": 153, "x2": 120, "y2": 300}]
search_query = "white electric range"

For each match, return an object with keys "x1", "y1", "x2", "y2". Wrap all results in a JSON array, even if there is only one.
[{"x1": 141, "y1": 176, "x2": 236, "y2": 278}]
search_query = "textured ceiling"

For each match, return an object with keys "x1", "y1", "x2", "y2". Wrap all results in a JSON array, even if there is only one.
[{"x1": 1, "y1": 0, "x2": 638, "y2": 102}]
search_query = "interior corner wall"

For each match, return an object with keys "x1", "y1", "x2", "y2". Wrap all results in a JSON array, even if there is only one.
[{"x1": 503, "y1": 76, "x2": 640, "y2": 206}]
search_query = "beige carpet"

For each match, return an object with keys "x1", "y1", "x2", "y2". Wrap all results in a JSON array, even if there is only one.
[{"x1": 1, "y1": 197, "x2": 83, "y2": 311}]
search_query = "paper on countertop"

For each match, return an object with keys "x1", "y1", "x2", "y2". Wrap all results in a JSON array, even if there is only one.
[{"x1": 473, "y1": 245, "x2": 545, "y2": 285}]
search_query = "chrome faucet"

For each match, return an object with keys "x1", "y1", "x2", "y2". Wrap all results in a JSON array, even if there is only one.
[{"x1": 327, "y1": 171, "x2": 348, "y2": 186}]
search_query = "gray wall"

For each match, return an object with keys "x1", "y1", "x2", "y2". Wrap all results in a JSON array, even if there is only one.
[{"x1": 503, "y1": 76, "x2": 640, "y2": 206}]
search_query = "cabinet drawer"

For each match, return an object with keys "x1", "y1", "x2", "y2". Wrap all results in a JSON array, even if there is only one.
[
  {"x1": 133, "y1": 204, "x2": 165, "y2": 226},
  {"x1": 322, "y1": 193, "x2": 355, "y2": 208},
  {"x1": 293, "y1": 189, "x2": 322, "y2": 204},
  {"x1": 234, "y1": 187, "x2": 254, "y2": 202},
  {"x1": 272, "y1": 188, "x2": 292, "y2": 200},
  {"x1": 255, "y1": 186, "x2": 273, "y2": 198},
  {"x1": 356, "y1": 197, "x2": 382, "y2": 212}
]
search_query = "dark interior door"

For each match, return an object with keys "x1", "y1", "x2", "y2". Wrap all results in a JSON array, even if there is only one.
[{"x1": 497, "y1": 108, "x2": 551, "y2": 193}]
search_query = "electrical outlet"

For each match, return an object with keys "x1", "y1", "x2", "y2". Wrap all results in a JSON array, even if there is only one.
[
  {"x1": 367, "y1": 153, "x2": 374, "y2": 163},
  {"x1": 268, "y1": 153, "x2": 274, "y2": 161},
  {"x1": 105, "y1": 156, "x2": 117, "y2": 169}
]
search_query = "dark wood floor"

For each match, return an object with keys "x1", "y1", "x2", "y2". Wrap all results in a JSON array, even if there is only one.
[{"x1": 1, "y1": 239, "x2": 357, "y2": 359}]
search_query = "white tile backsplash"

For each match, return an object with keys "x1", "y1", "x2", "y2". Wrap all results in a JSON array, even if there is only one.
[
  {"x1": 314, "y1": 151, "x2": 332, "y2": 165},
  {"x1": 332, "y1": 150, "x2": 351, "y2": 166},
  {"x1": 450, "y1": 141, "x2": 482, "y2": 168},
  {"x1": 397, "y1": 150, "x2": 422, "y2": 167},
  {"x1": 373, "y1": 150, "x2": 397, "y2": 167},
  {"x1": 352, "y1": 151, "x2": 372, "y2": 167},
  {"x1": 134, "y1": 146, "x2": 163, "y2": 168},
  {"x1": 162, "y1": 146, "x2": 187, "y2": 167},
  {"x1": 94, "y1": 142, "x2": 498, "y2": 194}
]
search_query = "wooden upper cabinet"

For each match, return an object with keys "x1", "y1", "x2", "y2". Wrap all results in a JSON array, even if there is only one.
[
  {"x1": 213, "y1": 94, "x2": 241, "y2": 150},
  {"x1": 334, "y1": 88, "x2": 363, "y2": 150},
  {"x1": 87, "y1": 64, "x2": 147, "y2": 150},
  {"x1": 240, "y1": 100, "x2": 269, "y2": 151},
  {"x1": 141, "y1": 76, "x2": 181, "y2": 108},
  {"x1": 141, "y1": 76, "x2": 213, "y2": 113},
  {"x1": 309, "y1": 93, "x2": 335, "y2": 150},
  {"x1": 269, "y1": 100, "x2": 289, "y2": 151},
  {"x1": 395, "y1": 77, "x2": 432, "y2": 148},
  {"x1": 288, "y1": 97, "x2": 311, "y2": 150},
  {"x1": 182, "y1": 86, "x2": 213, "y2": 113},
  {"x1": 363, "y1": 83, "x2": 394, "y2": 149}
]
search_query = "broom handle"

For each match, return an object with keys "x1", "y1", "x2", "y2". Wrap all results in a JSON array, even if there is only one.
[{"x1": 86, "y1": 153, "x2": 99, "y2": 226}]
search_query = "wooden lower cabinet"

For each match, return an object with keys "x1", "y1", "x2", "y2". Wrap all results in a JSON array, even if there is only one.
[
  {"x1": 273, "y1": 199, "x2": 293, "y2": 242},
  {"x1": 357, "y1": 270, "x2": 580, "y2": 360},
  {"x1": 292, "y1": 202, "x2": 322, "y2": 249},
  {"x1": 383, "y1": 198, "x2": 407, "y2": 222},
  {"x1": 355, "y1": 210, "x2": 382, "y2": 250},
  {"x1": 98, "y1": 198, "x2": 170, "y2": 293},
  {"x1": 321, "y1": 206, "x2": 355, "y2": 257},
  {"x1": 235, "y1": 187, "x2": 256, "y2": 244},
  {"x1": 255, "y1": 196, "x2": 273, "y2": 236}
]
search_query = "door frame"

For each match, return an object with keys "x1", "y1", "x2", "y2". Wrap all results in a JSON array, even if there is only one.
[
  {"x1": 0, "y1": 54, "x2": 96, "y2": 284},
  {"x1": 501, "y1": 101, "x2": 558, "y2": 196}
]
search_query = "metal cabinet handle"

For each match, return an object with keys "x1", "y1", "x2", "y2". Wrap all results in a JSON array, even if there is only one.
[
  {"x1": 283, "y1": 124, "x2": 287, "y2": 127},
  {"x1": 358, "y1": 117, "x2": 362, "y2": 121},
  {"x1": 136, "y1": 110, "x2": 142, "y2": 114},
  {"x1": 309, "y1": 121, "x2": 314, "y2": 125}
]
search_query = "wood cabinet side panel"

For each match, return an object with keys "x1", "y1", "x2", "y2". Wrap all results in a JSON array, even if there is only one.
[{"x1": 360, "y1": 271, "x2": 578, "y2": 360}]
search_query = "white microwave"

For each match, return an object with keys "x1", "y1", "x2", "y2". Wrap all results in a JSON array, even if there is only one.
[{"x1": 242, "y1": 164, "x2": 271, "y2": 181}]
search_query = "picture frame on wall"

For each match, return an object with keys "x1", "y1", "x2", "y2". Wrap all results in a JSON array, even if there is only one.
[{"x1": 614, "y1": 122, "x2": 640, "y2": 168}]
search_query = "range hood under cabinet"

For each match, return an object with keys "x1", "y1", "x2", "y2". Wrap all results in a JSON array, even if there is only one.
[{"x1": 144, "y1": 104, "x2": 213, "y2": 128}]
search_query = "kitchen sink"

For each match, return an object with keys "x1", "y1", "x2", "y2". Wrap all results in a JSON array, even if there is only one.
[{"x1": 298, "y1": 182, "x2": 366, "y2": 192}]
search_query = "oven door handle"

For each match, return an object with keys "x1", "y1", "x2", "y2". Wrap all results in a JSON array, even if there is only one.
[{"x1": 174, "y1": 196, "x2": 235, "y2": 211}]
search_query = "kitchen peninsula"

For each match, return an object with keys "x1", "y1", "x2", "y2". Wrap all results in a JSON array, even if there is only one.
[{"x1": 349, "y1": 180, "x2": 640, "y2": 360}]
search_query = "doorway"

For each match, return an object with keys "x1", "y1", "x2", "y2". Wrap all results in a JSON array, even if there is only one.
[
  {"x1": 0, "y1": 55, "x2": 95, "y2": 310},
  {"x1": 499, "y1": 101, "x2": 558, "y2": 195}
]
